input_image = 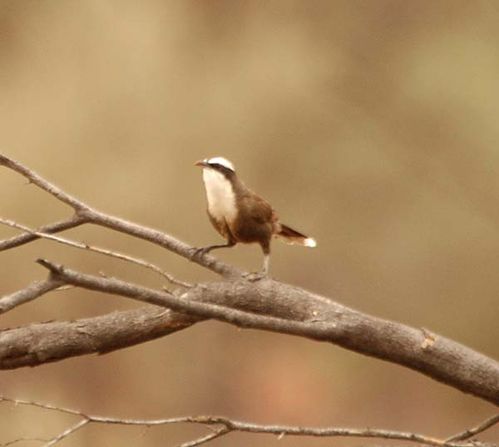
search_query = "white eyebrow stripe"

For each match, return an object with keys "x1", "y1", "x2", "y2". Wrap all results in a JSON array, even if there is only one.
[{"x1": 206, "y1": 157, "x2": 235, "y2": 171}]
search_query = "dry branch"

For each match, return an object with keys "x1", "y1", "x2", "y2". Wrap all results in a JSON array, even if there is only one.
[
  {"x1": 2, "y1": 257, "x2": 498, "y2": 406},
  {"x1": 0, "y1": 217, "x2": 192, "y2": 288},
  {"x1": 0, "y1": 278, "x2": 63, "y2": 314},
  {"x1": 0, "y1": 154, "x2": 240, "y2": 278},
  {"x1": 0, "y1": 216, "x2": 86, "y2": 251},
  {"x1": 1, "y1": 154, "x2": 499, "y2": 409},
  {"x1": 0, "y1": 306, "x2": 198, "y2": 369},
  {"x1": 446, "y1": 414, "x2": 499, "y2": 442},
  {"x1": 2, "y1": 396, "x2": 496, "y2": 447}
]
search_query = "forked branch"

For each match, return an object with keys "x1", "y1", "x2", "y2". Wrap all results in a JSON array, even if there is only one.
[
  {"x1": 1, "y1": 396, "x2": 497, "y2": 447},
  {"x1": 0, "y1": 154, "x2": 239, "y2": 278},
  {"x1": 0, "y1": 217, "x2": 192, "y2": 288},
  {"x1": 1, "y1": 154, "x2": 498, "y2": 408}
]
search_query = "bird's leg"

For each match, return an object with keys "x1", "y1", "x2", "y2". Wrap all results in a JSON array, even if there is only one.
[
  {"x1": 191, "y1": 240, "x2": 235, "y2": 259},
  {"x1": 243, "y1": 243, "x2": 270, "y2": 281},
  {"x1": 262, "y1": 253, "x2": 270, "y2": 275}
]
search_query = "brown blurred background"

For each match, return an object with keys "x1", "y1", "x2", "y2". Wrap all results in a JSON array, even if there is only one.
[{"x1": 1, "y1": 1, "x2": 498, "y2": 445}]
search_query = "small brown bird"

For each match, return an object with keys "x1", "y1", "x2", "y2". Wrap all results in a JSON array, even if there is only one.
[{"x1": 195, "y1": 156, "x2": 316, "y2": 276}]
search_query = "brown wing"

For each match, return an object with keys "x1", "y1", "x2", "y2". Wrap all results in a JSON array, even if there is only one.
[
  {"x1": 231, "y1": 192, "x2": 277, "y2": 244},
  {"x1": 246, "y1": 194, "x2": 275, "y2": 224},
  {"x1": 229, "y1": 175, "x2": 279, "y2": 243}
]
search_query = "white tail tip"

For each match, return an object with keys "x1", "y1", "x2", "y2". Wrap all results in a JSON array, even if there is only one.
[{"x1": 304, "y1": 237, "x2": 317, "y2": 248}]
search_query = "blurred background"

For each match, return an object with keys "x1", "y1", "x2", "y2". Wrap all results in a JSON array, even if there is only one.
[{"x1": 1, "y1": 1, "x2": 498, "y2": 445}]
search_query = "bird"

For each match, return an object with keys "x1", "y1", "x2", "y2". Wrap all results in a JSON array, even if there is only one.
[{"x1": 194, "y1": 156, "x2": 316, "y2": 277}]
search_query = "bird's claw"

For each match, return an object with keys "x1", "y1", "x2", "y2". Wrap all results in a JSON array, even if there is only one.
[
  {"x1": 190, "y1": 247, "x2": 210, "y2": 260},
  {"x1": 242, "y1": 271, "x2": 268, "y2": 282}
]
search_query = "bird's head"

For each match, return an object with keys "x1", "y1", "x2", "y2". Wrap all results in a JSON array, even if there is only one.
[{"x1": 195, "y1": 157, "x2": 235, "y2": 175}]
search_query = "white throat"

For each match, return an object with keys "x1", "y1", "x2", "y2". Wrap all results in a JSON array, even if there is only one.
[{"x1": 202, "y1": 168, "x2": 237, "y2": 222}]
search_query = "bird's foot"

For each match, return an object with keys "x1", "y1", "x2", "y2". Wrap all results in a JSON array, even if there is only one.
[
  {"x1": 242, "y1": 271, "x2": 269, "y2": 282},
  {"x1": 190, "y1": 247, "x2": 211, "y2": 260}
]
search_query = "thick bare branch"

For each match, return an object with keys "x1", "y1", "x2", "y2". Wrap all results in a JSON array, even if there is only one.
[
  {"x1": 1, "y1": 155, "x2": 498, "y2": 407},
  {"x1": 0, "y1": 278, "x2": 63, "y2": 314},
  {"x1": 0, "y1": 306, "x2": 198, "y2": 369},
  {"x1": 2, "y1": 396, "x2": 489, "y2": 447},
  {"x1": 3, "y1": 259, "x2": 495, "y2": 405}
]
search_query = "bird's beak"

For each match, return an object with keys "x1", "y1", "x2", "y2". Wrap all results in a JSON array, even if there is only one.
[{"x1": 195, "y1": 160, "x2": 208, "y2": 168}]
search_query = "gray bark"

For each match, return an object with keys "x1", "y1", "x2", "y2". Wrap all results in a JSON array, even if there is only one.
[{"x1": 1, "y1": 260, "x2": 498, "y2": 406}]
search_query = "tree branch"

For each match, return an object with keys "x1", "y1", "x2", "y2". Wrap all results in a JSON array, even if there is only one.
[
  {"x1": 178, "y1": 427, "x2": 230, "y2": 447},
  {"x1": 1, "y1": 155, "x2": 498, "y2": 407},
  {"x1": 44, "y1": 419, "x2": 90, "y2": 447},
  {"x1": 3, "y1": 396, "x2": 494, "y2": 447},
  {"x1": 0, "y1": 154, "x2": 240, "y2": 278},
  {"x1": 2, "y1": 259, "x2": 497, "y2": 405},
  {"x1": 446, "y1": 413, "x2": 499, "y2": 442},
  {"x1": 0, "y1": 155, "x2": 88, "y2": 211},
  {"x1": 0, "y1": 306, "x2": 198, "y2": 369},
  {"x1": 0, "y1": 217, "x2": 192, "y2": 288},
  {"x1": 0, "y1": 216, "x2": 86, "y2": 251},
  {"x1": 0, "y1": 278, "x2": 63, "y2": 314}
]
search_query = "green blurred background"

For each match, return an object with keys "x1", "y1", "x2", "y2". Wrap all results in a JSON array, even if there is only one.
[{"x1": 1, "y1": 1, "x2": 498, "y2": 445}]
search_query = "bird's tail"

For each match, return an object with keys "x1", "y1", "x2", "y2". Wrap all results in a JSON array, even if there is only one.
[{"x1": 276, "y1": 224, "x2": 317, "y2": 248}]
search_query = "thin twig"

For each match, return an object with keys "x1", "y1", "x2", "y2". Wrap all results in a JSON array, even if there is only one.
[
  {"x1": 446, "y1": 413, "x2": 499, "y2": 442},
  {"x1": 0, "y1": 396, "x2": 482, "y2": 447},
  {"x1": 43, "y1": 419, "x2": 90, "y2": 447},
  {"x1": 0, "y1": 216, "x2": 86, "y2": 251},
  {"x1": 178, "y1": 427, "x2": 230, "y2": 447},
  {"x1": 0, "y1": 438, "x2": 49, "y2": 446},
  {"x1": 0, "y1": 217, "x2": 192, "y2": 288}
]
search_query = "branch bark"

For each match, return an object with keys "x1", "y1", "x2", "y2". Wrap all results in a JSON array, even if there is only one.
[
  {"x1": 0, "y1": 154, "x2": 240, "y2": 278},
  {"x1": 0, "y1": 278, "x2": 63, "y2": 314},
  {"x1": 0, "y1": 306, "x2": 198, "y2": 369},
  {"x1": 1, "y1": 154, "x2": 498, "y2": 408},
  {"x1": 0, "y1": 217, "x2": 192, "y2": 288},
  {"x1": 446, "y1": 414, "x2": 499, "y2": 442},
  {"x1": 2, "y1": 259, "x2": 498, "y2": 406},
  {"x1": 3, "y1": 396, "x2": 497, "y2": 447},
  {"x1": 0, "y1": 216, "x2": 86, "y2": 251}
]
